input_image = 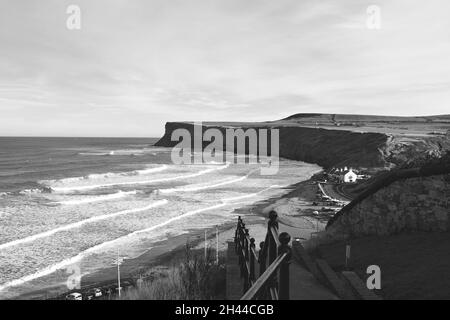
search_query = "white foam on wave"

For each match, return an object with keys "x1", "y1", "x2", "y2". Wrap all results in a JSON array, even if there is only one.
[
  {"x1": 0, "y1": 200, "x2": 168, "y2": 251},
  {"x1": 51, "y1": 164, "x2": 230, "y2": 193},
  {"x1": 18, "y1": 189, "x2": 43, "y2": 195},
  {"x1": 159, "y1": 175, "x2": 248, "y2": 194},
  {"x1": 78, "y1": 147, "x2": 170, "y2": 157},
  {"x1": 56, "y1": 190, "x2": 138, "y2": 206},
  {"x1": 133, "y1": 166, "x2": 167, "y2": 175},
  {"x1": 43, "y1": 165, "x2": 168, "y2": 186},
  {"x1": 0, "y1": 200, "x2": 233, "y2": 292}
]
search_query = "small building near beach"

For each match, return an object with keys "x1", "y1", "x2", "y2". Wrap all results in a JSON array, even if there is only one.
[{"x1": 343, "y1": 169, "x2": 357, "y2": 183}]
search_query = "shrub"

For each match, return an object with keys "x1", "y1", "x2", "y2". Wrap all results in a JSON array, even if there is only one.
[{"x1": 118, "y1": 243, "x2": 226, "y2": 300}]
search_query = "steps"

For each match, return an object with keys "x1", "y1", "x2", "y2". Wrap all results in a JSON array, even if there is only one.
[
  {"x1": 226, "y1": 241, "x2": 242, "y2": 300},
  {"x1": 226, "y1": 240, "x2": 337, "y2": 300}
]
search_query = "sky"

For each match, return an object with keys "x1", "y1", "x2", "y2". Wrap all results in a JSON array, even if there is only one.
[{"x1": 0, "y1": 0, "x2": 449, "y2": 137}]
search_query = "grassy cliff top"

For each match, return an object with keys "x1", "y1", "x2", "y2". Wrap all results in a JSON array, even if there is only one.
[{"x1": 169, "y1": 113, "x2": 450, "y2": 137}]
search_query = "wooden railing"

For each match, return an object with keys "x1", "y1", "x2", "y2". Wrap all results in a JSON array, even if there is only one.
[{"x1": 234, "y1": 211, "x2": 292, "y2": 300}]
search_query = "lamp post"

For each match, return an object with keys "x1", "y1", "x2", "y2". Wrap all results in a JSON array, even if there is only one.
[
  {"x1": 117, "y1": 249, "x2": 124, "y2": 298},
  {"x1": 204, "y1": 230, "x2": 207, "y2": 261},
  {"x1": 216, "y1": 226, "x2": 219, "y2": 265}
]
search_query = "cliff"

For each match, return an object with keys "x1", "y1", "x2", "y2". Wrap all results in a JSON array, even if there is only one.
[
  {"x1": 155, "y1": 122, "x2": 388, "y2": 169},
  {"x1": 155, "y1": 114, "x2": 450, "y2": 169},
  {"x1": 155, "y1": 114, "x2": 450, "y2": 240}
]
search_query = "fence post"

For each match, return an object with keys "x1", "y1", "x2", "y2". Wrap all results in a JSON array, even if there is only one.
[
  {"x1": 235, "y1": 216, "x2": 242, "y2": 253},
  {"x1": 259, "y1": 241, "x2": 266, "y2": 276},
  {"x1": 243, "y1": 229, "x2": 250, "y2": 291},
  {"x1": 244, "y1": 229, "x2": 250, "y2": 262},
  {"x1": 268, "y1": 211, "x2": 278, "y2": 265},
  {"x1": 267, "y1": 211, "x2": 279, "y2": 298},
  {"x1": 249, "y1": 238, "x2": 256, "y2": 284},
  {"x1": 235, "y1": 218, "x2": 243, "y2": 277},
  {"x1": 240, "y1": 222, "x2": 246, "y2": 253},
  {"x1": 278, "y1": 232, "x2": 292, "y2": 300}
]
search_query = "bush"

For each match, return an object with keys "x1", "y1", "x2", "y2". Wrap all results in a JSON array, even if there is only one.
[{"x1": 118, "y1": 243, "x2": 226, "y2": 300}]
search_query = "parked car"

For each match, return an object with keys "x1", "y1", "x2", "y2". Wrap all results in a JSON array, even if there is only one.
[
  {"x1": 94, "y1": 288, "x2": 103, "y2": 297},
  {"x1": 84, "y1": 288, "x2": 102, "y2": 300},
  {"x1": 66, "y1": 292, "x2": 82, "y2": 300}
]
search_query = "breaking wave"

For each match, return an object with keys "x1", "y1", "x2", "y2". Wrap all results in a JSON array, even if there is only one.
[
  {"x1": 55, "y1": 190, "x2": 138, "y2": 205},
  {"x1": 0, "y1": 200, "x2": 232, "y2": 292},
  {"x1": 49, "y1": 164, "x2": 230, "y2": 193},
  {"x1": 159, "y1": 175, "x2": 248, "y2": 194},
  {"x1": 42, "y1": 165, "x2": 168, "y2": 186},
  {"x1": 0, "y1": 200, "x2": 168, "y2": 251}
]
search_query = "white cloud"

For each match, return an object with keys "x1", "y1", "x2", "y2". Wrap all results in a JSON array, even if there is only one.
[{"x1": 0, "y1": 0, "x2": 449, "y2": 136}]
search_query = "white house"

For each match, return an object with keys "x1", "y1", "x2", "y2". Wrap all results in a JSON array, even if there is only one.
[{"x1": 343, "y1": 169, "x2": 357, "y2": 183}]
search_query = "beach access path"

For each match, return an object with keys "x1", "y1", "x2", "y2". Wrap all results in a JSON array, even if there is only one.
[{"x1": 226, "y1": 223, "x2": 338, "y2": 300}]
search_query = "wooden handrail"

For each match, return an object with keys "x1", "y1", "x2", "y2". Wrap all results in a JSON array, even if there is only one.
[
  {"x1": 234, "y1": 211, "x2": 292, "y2": 300},
  {"x1": 241, "y1": 252, "x2": 287, "y2": 300},
  {"x1": 270, "y1": 227, "x2": 281, "y2": 247}
]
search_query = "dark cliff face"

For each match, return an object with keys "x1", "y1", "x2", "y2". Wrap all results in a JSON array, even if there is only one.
[{"x1": 155, "y1": 122, "x2": 388, "y2": 169}]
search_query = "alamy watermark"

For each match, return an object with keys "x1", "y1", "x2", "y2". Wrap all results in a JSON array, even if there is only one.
[
  {"x1": 65, "y1": 264, "x2": 81, "y2": 290},
  {"x1": 366, "y1": 265, "x2": 381, "y2": 290},
  {"x1": 366, "y1": 5, "x2": 381, "y2": 30},
  {"x1": 66, "y1": 5, "x2": 81, "y2": 30},
  {"x1": 170, "y1": 122, "x2": 279, "y2": 175}
]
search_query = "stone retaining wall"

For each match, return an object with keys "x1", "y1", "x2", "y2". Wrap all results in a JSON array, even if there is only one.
[{"x1": 325, "y1": 174, "x2": 450, "y2": 238}]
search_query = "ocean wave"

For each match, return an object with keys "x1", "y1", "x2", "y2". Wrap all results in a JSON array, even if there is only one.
[
  {"x1": 133, "y1": 166, "x2": 168, "y2": 175},
  {"x1": 0, "y1": 187, "x2": 51, "y2": 197},
  {"x1": 50, "y1": 163, "x2": 230, "y2": 193},
  {"x1": 56, "y1": 190, "x2": 138, "y2": 205},
  {"x1": 159, "y1": 167, "x2": 258, "y2": 194},
  {"x1": 78, "y1": 148, "x2": 170, "y2": 157},
  {"x1": 78, "y1": 152, "x2": 114, "y2": 156},
  {"x1": 0, "y1": 200, "x2": 231, "y2": 292},
  {"x1": 0, "y1": 200, "x2": 168, "y2": 252},
  {"x1": 159, "y1": 175, "x2": 248, "y2": 194},
  {"x1": 42, "y1": 165, "x2": 168, "y2": 187},
  {"x1": 18, "y1": 188, "x2": 46, "y2": 195},
  {"x1": 78, "y1": 150, "x2": 136, "y2": 156}
]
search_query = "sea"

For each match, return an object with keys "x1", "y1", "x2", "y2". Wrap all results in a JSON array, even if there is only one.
[{"x1": 0, "y1": 137, "x2": 320, "y2": 299}]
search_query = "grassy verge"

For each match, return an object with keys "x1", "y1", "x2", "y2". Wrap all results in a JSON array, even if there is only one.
[{"x1": 118, "y1": 243, "x2": 226, "y2": 300}]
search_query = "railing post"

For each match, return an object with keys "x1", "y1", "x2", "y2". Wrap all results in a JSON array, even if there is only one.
[
  {"x1": 278, "y1": 232, "x2": 292, "y2": 300},
  {"x1": 249, "y1": 238, "x2": 256, "y2": 284},
  {"x1": 240, "y1": 222, "x2": 246, "y2": 252},
  {"x1": 258, "y1": 241, "x2": 267, "y2": 299},
  {"x1": 268, "y1": 211, "x2": 278, "y2": 265},
  {"x1": 267, "y1": 211, "x2": 279, "y2": 298},
  {"x1": 243, "y1": 228, "x2": 250, "y2": 291},
  {"x1": 244, "y1": 229, "x2": 250, "y2": 262},
  {"x1": 258, "y1": 241, "x2": 266, "y2": 275},
  {"x1": 236, "y1": 218, "x2": 244, "y2": 278},
  {"x1": 235, "y1": 216, "x2": 242, "y2": 253}
]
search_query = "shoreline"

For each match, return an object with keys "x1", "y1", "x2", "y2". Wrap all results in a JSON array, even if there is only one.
[{"x1": 15, "y1": 168, "x2": 333, "y2": 300}]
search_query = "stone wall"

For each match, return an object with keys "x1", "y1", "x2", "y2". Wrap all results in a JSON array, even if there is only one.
[{"x1": 325, "y1": 174, "x2": 450, "y2": 239}]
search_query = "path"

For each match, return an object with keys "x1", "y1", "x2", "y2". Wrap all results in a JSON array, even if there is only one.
[{"x1": 226, "y1": 237, "x2": 337, "y2": 300}]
